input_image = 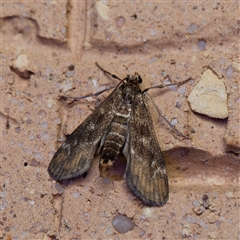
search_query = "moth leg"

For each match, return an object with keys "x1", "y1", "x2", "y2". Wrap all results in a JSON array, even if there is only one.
[
  {"x1": 95, "y1": 62, "x2": 123, "y2": 81},
  {"x1": 144, "y1": 92, "x2": 190, "y2": 139}
]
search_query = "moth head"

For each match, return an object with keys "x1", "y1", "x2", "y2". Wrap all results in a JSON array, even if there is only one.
[{"x1": 126, "y1": 73, "x2": 142, "y2": 84}]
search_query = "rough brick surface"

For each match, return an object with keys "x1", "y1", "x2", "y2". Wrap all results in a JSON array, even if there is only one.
[{"x1": 1, "y1": 1, "x2": 239, "y2": 239}]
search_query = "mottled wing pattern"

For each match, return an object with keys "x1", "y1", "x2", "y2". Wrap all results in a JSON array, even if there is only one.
[
  {"x1": 125, "y1": 92, "x2": 169, "y2": 206},
  {"x1": 48, "y1": 85, "x2": 122, "y2": 180}
]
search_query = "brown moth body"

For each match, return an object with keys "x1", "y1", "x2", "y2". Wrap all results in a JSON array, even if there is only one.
[{"x1": 48, "y1": 67, "x2": 169, "y2": 206}]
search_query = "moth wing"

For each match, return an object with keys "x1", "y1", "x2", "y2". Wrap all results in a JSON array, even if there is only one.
[
  {"x1": 124, "y1": 92, "x2": 169, "y2": 206},
  {"x1": 48, "y1": 86, "x2": 122, "y2": 180}
]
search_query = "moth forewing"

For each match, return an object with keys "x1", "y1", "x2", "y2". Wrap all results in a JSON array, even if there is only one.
[
  {"x1": 48, "y1": 82, "x2": 124, "y2": 180},
  {"x1": 124, "y1": 90, "x2": 168, "y2": 206}
]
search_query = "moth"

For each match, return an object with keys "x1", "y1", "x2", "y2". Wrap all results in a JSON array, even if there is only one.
[{"x1": 48, "y1": 63, "x2": 189, "y2": 206}]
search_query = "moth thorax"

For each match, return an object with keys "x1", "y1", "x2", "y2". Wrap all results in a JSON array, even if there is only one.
[{"x1": 126, "y1": 72, "x2": 142, "y2": 84}]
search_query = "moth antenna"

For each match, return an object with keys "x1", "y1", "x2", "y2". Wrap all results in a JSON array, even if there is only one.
[
  {"x1": 60, "y1": 63, "x2": 130, "y2": 101},
  {"x1": 95, "y1": 62, "x2": 122, "y2": 81}
]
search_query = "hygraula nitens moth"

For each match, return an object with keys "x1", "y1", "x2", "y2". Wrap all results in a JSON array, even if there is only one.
[{"x1": 48, "y1": 63, "x2": 189, "y2": 206}]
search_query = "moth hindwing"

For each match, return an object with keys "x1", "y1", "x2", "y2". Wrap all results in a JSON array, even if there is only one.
[{"x1": 48, "y1": 65, "x2": 169, "y2": 206}]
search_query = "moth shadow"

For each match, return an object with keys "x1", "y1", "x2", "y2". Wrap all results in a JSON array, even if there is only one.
[{"x1": 165, "y1": 147, "x2": 239, "y2": 189}]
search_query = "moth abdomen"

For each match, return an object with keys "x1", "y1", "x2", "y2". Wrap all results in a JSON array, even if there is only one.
[{"x1": 100, "y1": 104, "x2": 131, "y2": 172}]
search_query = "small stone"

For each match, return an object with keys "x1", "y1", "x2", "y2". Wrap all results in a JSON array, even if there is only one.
[
  {"x1": 30, "y1": 159, "x2": 40, "y2": 167},
  {"x1": 83, "y1": 41, "x2": 92, "y2": 50},
  {"x1": 41, "y1": 121, "x2": 48, "y2": 129},
  {"x1": 38, "y1": 109, "x2": 46, "y2": 117},
  {"x1": 207, "y1": 212, "x2": 218, "y2": 223},
  {"x1": 142, "y1": 207, "x2": 155, "y2": 217},
  {"x1": 54, "y1": 118, "x2": 61, "y2": 124},
  {"x1": 95, "y1": 1, "x2": 109, "y2": 20},
  {"x1": 185, "y1": 215, "x2": 197, "y2": 224},
  {"x1": 208, "y1": 231, "x2": 218, "y2": 239},
  {"x1": 139, "y1": 230, "x2": 145, "y2": 237},
  {"x1": 181, "y1": 225, "x2": 190, "y2": 238},
  {"x1": 91, "y1": 78, "x2": 98, "y2": 88},
  {"x1": 72, "y1": 192, "x2": 80, "y2": 198},
  {"x1": 12, "y1": 53, "x2": 29, "y2": 70},
  {"x1": 225, "y1": 192, "x2": 234, "y2": 198},
  {"x1": 219, "y1": 58, "x2": 227, "y2": 65},
  {"x1": 225, "y1": 66, "x2": 233, "y2": 79},
  {"x1": 47, "y1": 99, "x2": 54, "y2": 109},
  {"x1": 105, "y1": 227, "x2": 112, "y2": 236},
  {"x1": 193, "y1": 206, "x2": 205, "y2": 215},
  {"x1": 188, "y1": 69, "x2": 228, "y2": 119},
  {"x1": 198, "y1": 39, "x2": 207, "y2": 51},
  {"x1": 15, "y1": 127, "x2": 21, "y2": 133},
  {"x1": 61, "y1": 78, "x2": 74, "y2": 93},
  {"x1": 202, "y1": 51, "x2": 209, "y2": 58},
  {"x1": 193, "y1": 200, "x2": 200, "y2": 206},
  {"x1": 116, "y1": 16, "x2": 125, "y2": 27},
  {"x1": 202, "y1": 194, "x2": 210, "y2": 209},
  {"x1": 171, "y1": 118, "x2": 178, "y2": 126},
  {"x1": 187, "y1": 23, "x2": 200, "y2": 34},
  {"x1": 65, "y1": 68, "x2": 75, "y2": 78},
  {"x1": 11, "y1": 53, "x2": 33, "y2": 78},
  {"x1": 177, "y1": 86, "x2": 186, "y2": 95},
  {"x1": 112, "y1": 214, "x2": 134, "y2": 234},
  {"x1": 55, "y1": 182, "x2": 64, "y2": 194},
  {"x1": 0, "y1": 191, "x2": 7, "y2": 197}
]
